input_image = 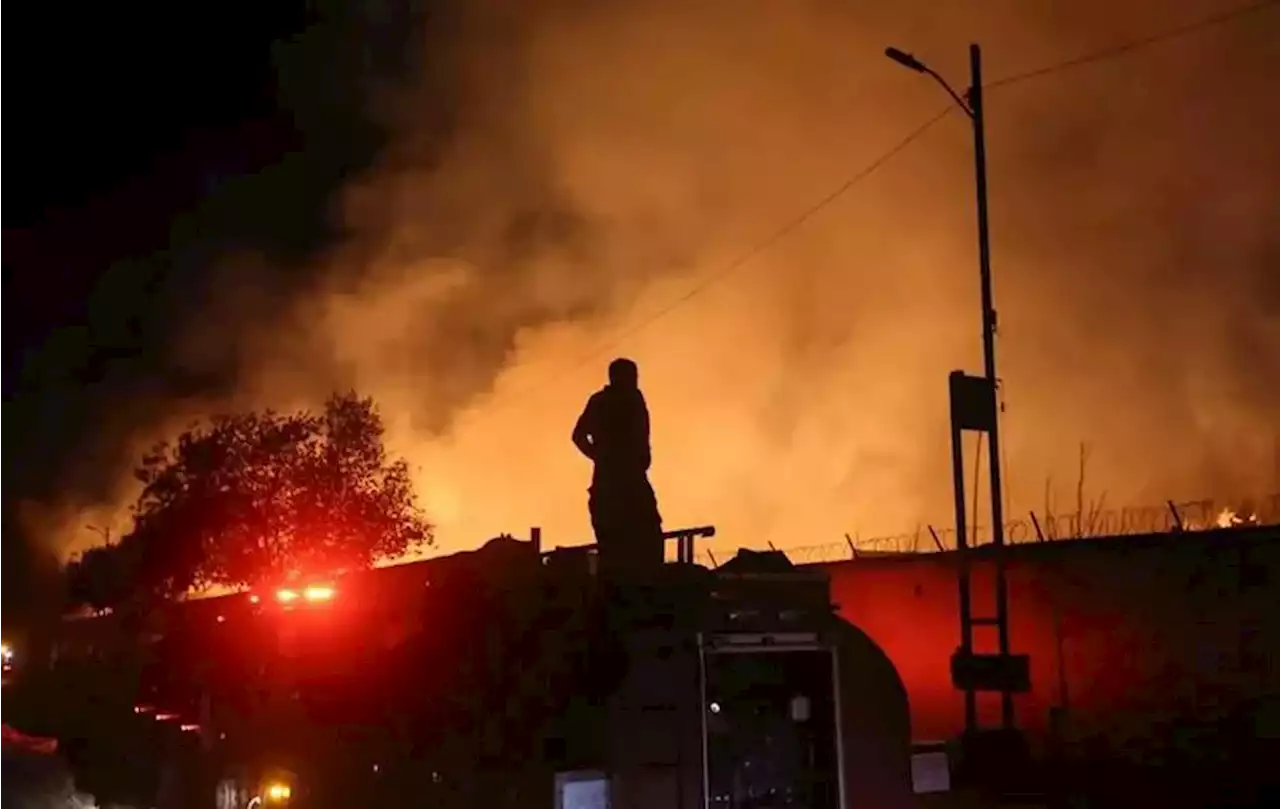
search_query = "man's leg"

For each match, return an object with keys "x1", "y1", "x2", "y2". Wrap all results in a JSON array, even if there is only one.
[
  {"x1": 634, "y1": 477, "x2": 665, "y2": 570},
  {"x1": 589, "y1": 485, "x2": 627, "y2": 583}
]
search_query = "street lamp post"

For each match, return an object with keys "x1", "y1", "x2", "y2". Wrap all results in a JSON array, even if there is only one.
[{"x1": 886, "y1": 44, "x2": 1015, "y2": 731}]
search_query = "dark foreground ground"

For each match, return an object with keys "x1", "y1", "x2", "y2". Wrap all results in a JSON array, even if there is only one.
[{"x1": 2, "y1": 748, "x2": 101, "y2": 809}]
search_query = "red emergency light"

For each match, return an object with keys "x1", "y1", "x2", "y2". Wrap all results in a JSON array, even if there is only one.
[
  {"x1": 303, "y1": 585, "x2": 335, "y2": 602},
  {"x1": 275, "y1": 584, "x2": 336, "y2": 604}
]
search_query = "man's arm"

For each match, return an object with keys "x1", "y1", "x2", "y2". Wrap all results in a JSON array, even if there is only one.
[
  {"x1": 572, "y1": 397, "x2": 597, "y2": 460},
  {"x1": 639, "y1": 396, "x2": 652, "y2": 471}
]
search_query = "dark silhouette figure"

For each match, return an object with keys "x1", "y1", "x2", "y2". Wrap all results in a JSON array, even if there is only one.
[{"x1": 573, "y1": 358, "x2": 664, "y2": 577}]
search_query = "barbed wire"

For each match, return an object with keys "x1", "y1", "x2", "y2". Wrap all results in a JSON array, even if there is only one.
[{"x1": 695, "y1": 492, "x2": 1280, "y2": 566}]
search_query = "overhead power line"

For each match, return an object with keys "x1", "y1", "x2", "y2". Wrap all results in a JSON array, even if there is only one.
[
  {"x1": 986, "y1": 0, "x2": 1280, "y2": 90},
  {"x1": 500, "y1": 1, "x2": 1279, "y2": 401},
  {"x1": 552, "y1": 106, "x2": 954, "y2": 375}
]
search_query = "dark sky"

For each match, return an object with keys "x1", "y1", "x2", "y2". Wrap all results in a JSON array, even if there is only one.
[{"x1": 2, "y1": 1, "x2": 431, "y2": 623}]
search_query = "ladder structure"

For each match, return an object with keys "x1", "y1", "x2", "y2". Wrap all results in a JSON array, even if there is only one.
[{"x1": 946, "y1": 370, "x2": 1030, "y2": 736}]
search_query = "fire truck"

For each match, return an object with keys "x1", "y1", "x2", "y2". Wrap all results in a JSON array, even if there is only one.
[{"x1": 17, "y1": 527, "x2": 917, "y2": 809}]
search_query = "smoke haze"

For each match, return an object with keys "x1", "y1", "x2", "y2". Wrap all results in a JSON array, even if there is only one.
[{"x1": 21, "y1": 0, "x2": 1280, "y2": 562}]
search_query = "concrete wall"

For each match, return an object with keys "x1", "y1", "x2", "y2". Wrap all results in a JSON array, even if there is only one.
[{"x1": 820, "y1": 527, "x2": 1280, "y2": 760}]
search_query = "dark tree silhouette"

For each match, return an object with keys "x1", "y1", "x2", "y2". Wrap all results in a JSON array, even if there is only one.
[
  {"x1": 67, "y1": 392, "x2": 432, "y2": 607},
  {"x1": 65, "y1": 543, "x2": 138, "y2": 612}
]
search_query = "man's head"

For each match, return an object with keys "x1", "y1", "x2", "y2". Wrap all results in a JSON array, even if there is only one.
[{"x1": 608, "y1": 357, "x2": 639, "y2": 389}]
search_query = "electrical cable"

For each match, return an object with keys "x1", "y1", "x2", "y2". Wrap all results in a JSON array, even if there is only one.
[
  {"x1": 488, "y1": 0, "x2": 1280, "y2": 404},
  {"x1": 986, "y1": 0, "x2": 1279, "y2": 91},
  {"x1": 547, "y1": 107, "x2": 955, "y2": 376}
]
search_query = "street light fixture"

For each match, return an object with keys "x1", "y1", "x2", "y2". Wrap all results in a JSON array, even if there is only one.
[
  {"x1": 885, "y1": 43, "x2": 1015, "y2": 733},
  {"x1": 884, "y1": 48, "x2": 973, "y2": 116},
  {"x1": 883, "y1": 44, "x2": 996, "y2": 402},
  {"x1": 884, "y1": 47, "x2": 926, "y2": 73}
]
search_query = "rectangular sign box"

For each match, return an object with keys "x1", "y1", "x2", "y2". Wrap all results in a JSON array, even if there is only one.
[{"x1": 950, "y1": 651, "x2": 1031, "y2": 693}]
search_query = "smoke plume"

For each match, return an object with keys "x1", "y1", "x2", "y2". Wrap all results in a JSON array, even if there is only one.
[{"x1": 28, "y1": 0, "x2": 1280, "y2": 562}]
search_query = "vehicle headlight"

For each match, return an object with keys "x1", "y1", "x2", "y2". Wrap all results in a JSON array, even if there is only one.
[{"x1": 264, "y1": 782, "x2": 292, "y2": 802}]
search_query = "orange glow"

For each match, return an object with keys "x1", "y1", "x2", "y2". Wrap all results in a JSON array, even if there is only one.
[
  {"x1": 265, "y1": 783, "x2": 292, "y2": 801},
  {"x1": 249, "y1": 594, "x2": 261, "y2": 604},
  {"x1": 133, "y1": 705, "x2": 154, "y2": 714},
  {"x1": 303, "y1": 585, "x2": 335, "y2": 602},
  {"x1": 35, "y1": 0, "x2": 1280, "y2": 610},
  {"x1": 276, "y1": 589, "x2": 299, "y2": 603}
]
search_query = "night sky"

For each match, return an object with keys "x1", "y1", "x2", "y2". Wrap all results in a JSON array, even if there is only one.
[
  {"x1": 5, "y1": 1, "x2": 1279, "y2": 630},
  {"x1": 4, "y1": 1, "x2": 429, "y2": 623}
]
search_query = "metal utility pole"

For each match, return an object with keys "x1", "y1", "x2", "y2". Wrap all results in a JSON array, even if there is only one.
[
  {"x1": 967, "y1": 44, "x2": 1014, "y2": 730},
  {"x1": 886, "y1": 43, "x2": 1023, "y2": 733},
  {"x1": 968, "y1": 43, "x2": 1006, "y2": 541}
]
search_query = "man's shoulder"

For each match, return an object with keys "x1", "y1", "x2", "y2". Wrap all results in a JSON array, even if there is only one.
[{"x1": 582, "y1": 388, "x2": 609, "y2": 416}]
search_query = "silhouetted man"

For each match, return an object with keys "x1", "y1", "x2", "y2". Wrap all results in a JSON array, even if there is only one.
[{"x1": 573, "y1": 358, "x2": 664, "y2": 577}]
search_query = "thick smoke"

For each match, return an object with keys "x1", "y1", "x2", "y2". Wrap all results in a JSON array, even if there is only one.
[{"x1": 38, "y1": 0, "x2": 1280, "y2": 560}]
